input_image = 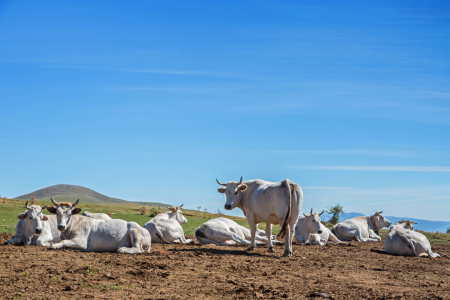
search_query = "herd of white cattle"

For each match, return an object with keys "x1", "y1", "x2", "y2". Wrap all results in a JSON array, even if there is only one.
[{"x1": 5, "y1": 178, "x2": 441, "y2": 259}]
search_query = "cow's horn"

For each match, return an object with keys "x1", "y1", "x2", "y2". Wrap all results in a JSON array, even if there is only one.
[
  {"x1": 25, "y1": 201, "x2": 31, "y2": 210},
  {"x1": 72, "y1": 199, "x2": 79, "y2": 207},
  {"x1": 319, "y1": 210, "x2": 324, "y2": 216},
  {"x1": 40, "y1": 205, "x2": 48, "y2": 213},
  {"x1": 237, "y1": 177, "x2": 242, "y2": 185},
  {"x1": 179, "y1": 204, "x2": 184, "y2": 208},
  {"x1": 310, "y1": 208, "x2": 313, "y2": 215},
  {"x1": 411, "y1": 221, "x2": 417, "y2": 224},
  {"x1": 51, "y1": 197, "x2": 59, "y2": 206},
  {"x1": 379, "y1": 211, "x2": 383, "y2": 214},
  {"x1": 216, "y1": 179, "x2": 227, "y2": 186},
  {"x1": 398, "y1": 220, "x2": 405, "y2": 224}
]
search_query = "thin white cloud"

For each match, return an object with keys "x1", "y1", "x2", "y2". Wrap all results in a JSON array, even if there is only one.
[{"x1": 292, "y1": 165, "x2": 450, "y2": 172}]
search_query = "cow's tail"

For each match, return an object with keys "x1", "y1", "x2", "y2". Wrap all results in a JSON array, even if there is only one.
[
  {"x1": 277, "y1": 180, "x2": 293, "y2": 239},
  {"x1": 194, "y1": 227, "x2": 240, "y2": 246},
  {"x1": 332, "y1": 225, "x2": 346, "y2": 242},
  {"x1": 154, "y1": 225, "x2": 173, "y2": 244},
  {"x1": 396, "y1": 230, "x2": 422, "y2": 257},
  {"x1": 328, "y1": 228, "x2": 344, "y2": 244}
]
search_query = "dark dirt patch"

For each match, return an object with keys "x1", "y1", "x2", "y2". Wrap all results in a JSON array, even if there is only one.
[{"x1": 0, "y1": 232, "x2": 449, "y2": 299}]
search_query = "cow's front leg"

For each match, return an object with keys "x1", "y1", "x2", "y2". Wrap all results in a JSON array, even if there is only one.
[
  {"x1": 247, "y1": 222, "x2": 257, "y2": 251},
  {"x1": 266, "y1": 223, "x2": 274, "y2": 252},
  {"x1": 36, "y1": 235, "x2": 54, "y2": 247},
  {"x1": 49, "y1": 238, "x2": 88, "y2": 250}
]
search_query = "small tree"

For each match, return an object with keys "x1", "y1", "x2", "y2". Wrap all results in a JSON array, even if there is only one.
[
  {"x1": 197, "y1": 206, "x2": 201, "y2": 211},
  {"x1": 215, "y1": 209, "x2": 223, "y2": 215},
  {"x1": 30, "y1": 196, "x2": 37, "y2": 205},
  {"x1": 326, "y1": 204, "x2": 345, "y2": 225},
  {"x1": 446, "y1": 226, "x2": 450, "y2": 234}
]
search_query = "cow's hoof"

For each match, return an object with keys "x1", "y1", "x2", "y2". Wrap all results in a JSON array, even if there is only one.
[
  {"x1": 117, "y1": 248, "x2": 125, "y2": 253},
  {"x1": 247, "y1": 246, "x2": 255, "y2": 251},
  {"x1": 282, "y1": 251, "x2": 292, "y2": 257},
  {"x1": 267, "y1": 247, "x2": 274, "y2": 253},
  {"x1": 3, "y1": 241, "x2": 11, "y2": 245}
]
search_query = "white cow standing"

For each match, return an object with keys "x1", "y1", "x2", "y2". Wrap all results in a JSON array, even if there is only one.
[
  {"x1": 82, "y1": 211, "x2": 115, "y2": 220},
  {"x1": 295, "y1": 209, "x2": 346, "y2": 245},
  {"x1": 384, "y1": 224, "x2": 440, "y2": 258},
  {"x1": 144, "y1": 205, "x2": 193, "y2": 244},
  {"x1": 217, "y1": 177, "x2": 302, "y2": 257},
  {"x1": 332, "y1": 211, "x2": 391, "y2": 242},
  {"x1": 5, "y1": 202, "x2": 61, "y2": 246},
  {"x1": 46, "y1": 198, "x2": 151, "y2": 254},
  {"x1": 194, "y1": 217, "x2": 278, "y2": 246}
]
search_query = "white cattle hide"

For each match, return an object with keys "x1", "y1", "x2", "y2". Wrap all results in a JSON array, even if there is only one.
[
  {"x1": 47, "y1": 198, "x2": 151, "y2": 254},
  {"x1": 5, "y1": 203, "x2": 61, "y2": 247},
  {"x1": 194, "y1": 217, "x2": 279, "y2": 246},
  {"x1": 144, "y1": 206, "x2": 193, "y2": 244},
  {"x1": 217, "y1": 177, "x2": 302, "y2": 257},
  {"x1": 332, "y1": 212, "x2": 391, "y2": 242},
  {"x1": 384, "y1": 224, "x2": 440, "y2": 258}
]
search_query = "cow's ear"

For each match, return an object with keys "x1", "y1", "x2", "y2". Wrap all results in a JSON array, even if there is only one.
[
  {"x1": 218, "y1": 187, "x2": 226, "y2": 193},
  {"x1": 238, "y1": 184, "x2": 247, "y2": 192},
  {"x1": 72, "y1": 208, "x2": 82, "y2": 215},
  {"x1": 43, "y1": 216, "x2": 48, "y2": 221},
  {"x1": 18, "y1": 213, "x2": 27, "y2": 220},
  {"x1": 47, "y1": 207, "x2": 57, "y2": 214}
]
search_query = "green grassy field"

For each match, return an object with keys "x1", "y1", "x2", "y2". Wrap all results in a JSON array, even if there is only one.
[{"x1": 0, "y1": 197, "x2": 281, "y2": 236}]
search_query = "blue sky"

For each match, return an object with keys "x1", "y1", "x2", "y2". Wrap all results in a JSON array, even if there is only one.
[{"x1": 1, "y1": 0, "x2": 449, "y2": 221}]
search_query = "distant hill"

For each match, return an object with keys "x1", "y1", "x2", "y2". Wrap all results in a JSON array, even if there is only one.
[
  {"x1": 321, "y1": 212, "x2": 450, "y2": 233},
  {"x1": 14, "y1": 184, "x2": 168, "y2": 207}
]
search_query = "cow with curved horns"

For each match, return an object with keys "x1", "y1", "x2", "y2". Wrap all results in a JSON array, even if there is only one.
[
  {"x1": 46, "y1": 198, "x2": 151, "y2": 253},
  {"x1": 144, "y1": 205, "x2": 193, "y2": 244},
  {"x1": 6, "y1": 201, "x2": 61, "y2": 246},
  {"x1": 295, "y1": 209, "x2": 346, "y2": 245},
  {"x1": 216, "y1": 177, "x2": 302, "y2": 257},
  {"x1": 332, "y1": 211, "x2": 391, "y2": 242}
]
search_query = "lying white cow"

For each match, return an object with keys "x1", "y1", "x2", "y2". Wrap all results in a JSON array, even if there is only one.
[
  {"x1": 217, "y1": 177, "x2": 302, "y2": 256},
  {"x1": 144, "y1": 205, "x2": 193, "y2": 244},
  {"x1": 395, "y1": 220, "x2": 416, "y2": 230},
  {"x1": 46, "y1": 198, "x2": 151, "y2": 254},
  {"x1": 5, "y1": 202, "x2": 61, "y2": 246},
  {"x1": 194, "y1": 217, "x2": 278, "y2": 246},
  {"x1": 295, "y1": 209, "x2": 345, "y2": 245},
  {"x1": 82, "y1": 211, "x2": 115, "y2": 220},
  {"x1": 384, "y1": 224, "x2": 440, "y2": 258},
  {"x1": 332, "y1": 211, "x2": 391, "y2": 242}
]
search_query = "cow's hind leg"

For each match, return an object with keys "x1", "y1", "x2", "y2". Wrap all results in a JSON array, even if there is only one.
[
  {"x1": 118, "y1": 228, "x2": 151, "y2": 254},
  {"x1": 266, "y1": 223, "x2": 274, "y2": 252}
]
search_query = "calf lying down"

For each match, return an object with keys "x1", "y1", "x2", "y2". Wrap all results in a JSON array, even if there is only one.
[
  {"x1": 194, "y1": 217, "x2": 280, "y2": 246},
  {"x1": 384, "y1": 224, "x2": 440, "y2": 258}
]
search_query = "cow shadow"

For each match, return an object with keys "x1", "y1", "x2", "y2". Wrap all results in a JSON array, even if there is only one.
[{"x1": 170, "y1": 247, "x2": 274, "y2": 257}]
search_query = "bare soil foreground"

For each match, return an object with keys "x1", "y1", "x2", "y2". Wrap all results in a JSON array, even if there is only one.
[{"x1": 1, "y1": 233, "x2": 449, "y2": 300}]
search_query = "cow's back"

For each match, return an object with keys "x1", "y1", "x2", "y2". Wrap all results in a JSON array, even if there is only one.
[{"x1": 83, "y1": 218, "x2": 131, "y2": 252}]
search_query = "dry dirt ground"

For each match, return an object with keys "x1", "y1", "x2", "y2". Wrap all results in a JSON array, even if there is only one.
[{"x1": 1, "y1": 233, "x2": 449, "y2": 300}]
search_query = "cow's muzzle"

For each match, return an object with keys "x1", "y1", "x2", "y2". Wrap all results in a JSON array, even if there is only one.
[
  {"x1": 35, "y1": 229, "x2": 42, "y2": 234},
  {"x1": 224, "y1": 205, "x2": 232, "y2": 210},
  {"x1": 57, "y1": 225, "x2": 66, "y2": 231}
]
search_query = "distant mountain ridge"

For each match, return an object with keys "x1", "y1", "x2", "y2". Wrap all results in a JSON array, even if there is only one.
[
  {"x1": 321, "y1": 212, "x2": 450, "y2": 233},
  {"x1": 14, "y1": 184, "x2": 168, "y2": 207}
]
